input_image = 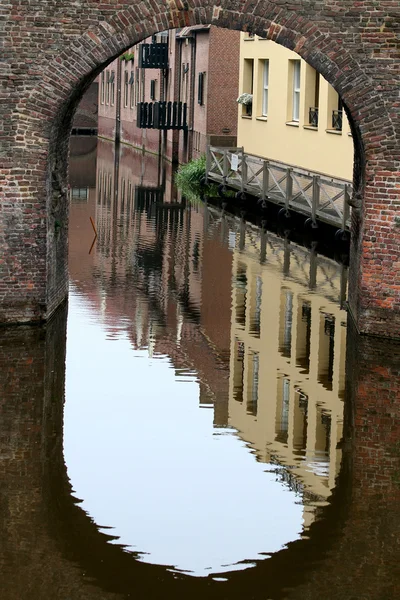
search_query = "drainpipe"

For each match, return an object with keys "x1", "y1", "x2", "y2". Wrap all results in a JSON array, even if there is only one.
[
  {"x1": 188, "y1": 32, "x2": 197, "y2": 162},
  {"x1": 115, "y1": 57, "x2": 122, "y2": 145}
]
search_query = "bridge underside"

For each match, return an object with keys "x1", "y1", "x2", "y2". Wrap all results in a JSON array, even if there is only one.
[{"x1": 0, "y1": 1, "x2": 399, "y2": 338}]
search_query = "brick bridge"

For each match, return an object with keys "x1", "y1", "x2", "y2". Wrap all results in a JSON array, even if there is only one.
[
  {"x1": 0, "y1": 0, "x2": 399, "y2": 338},
  {"x1": 0, "y1": 306, "x2": 399, "y2": 599}
]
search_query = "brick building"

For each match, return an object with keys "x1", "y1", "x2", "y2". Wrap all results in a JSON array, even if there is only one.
[{"x1": 97, "y1": 26, "x2": 240, "y2": 163}]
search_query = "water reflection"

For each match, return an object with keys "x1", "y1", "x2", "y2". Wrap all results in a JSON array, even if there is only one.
[
  {"x1": 227, "y1": 224, "x2": 346, "y2": 504},
  {"x1": 0, "y1": 138, "x2": 398, "y2": 599}
]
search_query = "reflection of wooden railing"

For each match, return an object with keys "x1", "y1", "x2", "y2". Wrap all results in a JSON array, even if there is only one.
[
  {"x1": 205, "y1": 204, "x2": 348, "y2": 306},
  {"x1": 206, "y1": 146, "x2": 352, "y2": 230},
  {"x1": 228, "y1": 227, "x2": 346, "y2": 503}
]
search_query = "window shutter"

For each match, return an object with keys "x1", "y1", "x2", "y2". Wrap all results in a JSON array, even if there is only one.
[{"x1": 198, "y1": 72, "x2": 204, "y2": 105}]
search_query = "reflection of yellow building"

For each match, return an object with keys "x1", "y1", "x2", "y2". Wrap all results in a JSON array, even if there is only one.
[
  {"x1": 228, "y1": 221, "x2": 346, "y2": 516},
  {"x1": 237, "y1": 34, "x2": 353, "y2": 180}
]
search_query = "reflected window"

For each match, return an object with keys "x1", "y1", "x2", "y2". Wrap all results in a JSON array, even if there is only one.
[
  {"x1": 296, "y1": 301, "x2": 311, "y2": 373},
  {"x1": 276, "y1": 377, "x2": 290, "y2": 444},
  {"x1": 293, "y1": 389, "x2": 308, "y2": 455},
  {"x1": 314, "y1": 406, "x2": 332, "y2": 473},
  {"x1": 121, "y1": 179, "x2": 126, "y2": 214},
  {"x1": 70, "y1": 188, "x2": 88, "y2": 203},
  {"x1": 279, "y1": 289, "x2": 293, "y2": 358},
  {"x1": 318, "y1": 313, "x2": 335, "y2": 390},
  {"x1": 97, "y1": 171, "x2": 102, "y2": 204},
  {"x1": 108, "y1": 174, "x2": 112, "y2": 208},
  {"x1": 247, "y1": 352, "x2": 259, "y2": 416},
  {"x1": 251, "y1": 276, "x2": 262, "y2": 336},
  {"x1": 235, "y1": 264, "x2": 247, "y2": 327},
  {"x1": 233, "y1": 339, "x2": 245, "y2": 402}
]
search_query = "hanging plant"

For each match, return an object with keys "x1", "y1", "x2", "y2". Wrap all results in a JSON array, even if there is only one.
[
  {"x1": 237, "y1": 93, "x2": 253, "y2": 106},
  {"x1": 120, "y1": 52, "x2": 135, "y2": 62}
]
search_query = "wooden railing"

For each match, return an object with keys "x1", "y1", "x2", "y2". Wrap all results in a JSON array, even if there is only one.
[{"x1": 206, "y1": 146, "x2": 352, "y2": 231}]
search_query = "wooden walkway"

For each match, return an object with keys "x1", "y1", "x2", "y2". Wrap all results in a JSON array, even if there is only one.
[{"x1": 206, "y1": 146, "x2": 352, "y2": 231}]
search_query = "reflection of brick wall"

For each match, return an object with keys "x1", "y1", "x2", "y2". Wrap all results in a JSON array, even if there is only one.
[
  {"x1": 283, "y1": 323, "x2": 400, "y2": 600},
  {"x1": 72, "y1": 81, "x2": 98, "y2": 129}
]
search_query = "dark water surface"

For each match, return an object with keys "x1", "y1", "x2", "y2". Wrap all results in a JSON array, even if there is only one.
[{"x1": 0, "y1": 138, "x2": 399, "y2": 600}]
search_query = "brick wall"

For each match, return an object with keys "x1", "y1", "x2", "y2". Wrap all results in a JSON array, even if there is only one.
[
  {"x1": 207, "y1": 26, "x2": 240, "y2": 139},
  {"x1": 0, "y1": 1, "x2": 399, "y2": 337}
]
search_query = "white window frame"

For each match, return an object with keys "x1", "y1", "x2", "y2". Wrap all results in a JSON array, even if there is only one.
[
  {"x1": 100, "y1": 71, "x2": 105, "y2": 104},
  {"x1": 110, "y1": 70, "x2": 115, "y2": 106},
  {"x1": 124, "y1": 70, "x2": 129, "y2": 107},
  {"x1": 292, "y1": 61, "x2": 301, "y2": 122},
  {"x1": 262, "y1": 60, "x2": 269, "y2": 117},
  {"x1": 106, "y1": 71, "x2": 110, "y2": 105},
  {"x1": 130, "y1": 71, "x2": 135, "y2": 109}
]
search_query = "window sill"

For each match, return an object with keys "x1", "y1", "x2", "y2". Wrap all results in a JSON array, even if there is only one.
[
  {"x1": 286, "y1": 121, "x2": 299, "y2": 127},
  {"x1": 241, "y1": 115, "x2": 253, "y2": 119},
  {"x1": 326, "y1": 129, "x2": 342, "y2": 135},
  {"x1": 303, "y1": 125, "x2": 318, "y2": 131},
  {"x1": 256, "y1": 116, "x2": 268, "y2": 121}
]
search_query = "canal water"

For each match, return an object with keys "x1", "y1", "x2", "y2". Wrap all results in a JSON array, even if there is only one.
[{"x1": 0, "y1": 137, "x2": 399, "y2": 600}]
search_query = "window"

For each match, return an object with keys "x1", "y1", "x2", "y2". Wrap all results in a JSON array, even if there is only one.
[
  {"x1": 100, "y1": 71, "x2": 105, "y2": 104},
  {"x1": 304, "y1": 65, "x2": 319, "y2": 127},
  {"x1": 135, "y1": 67, "x2": 140, "y2": 104},
  {"x1": 181, "y1": 63, "x2": 189, "y2": 103},
  {"x1": 129, "y1": 71, "x2": 135, "y2": 108},
  {"x1": 198, "y1": 72, "x2": 205, "y2": 106},
  {"x1": 262, "y1": 60, "x2": 269, "y2": 116},
  {"x1": 292, "y1": 60, "x2": 301, "y2": 121},
  {"x1": 332, "y1": 96, "x2": 343, "y2": 131},
  {"x1": 150, "y1": 79, "x2": 156, "y2": 101},
  {"x1": 106, "y1": 71, "x2": 110, "y2": 105},
  {"x1": 123, "y1": 70, "x2": 129, "y2": 107},
  {"x1": 327, "y1": 86, "x2": 343, "y2": 131},
  {"x1": 242, "y1": 58, "x2": 254, "y2": 117},
  {"x1": 110, "y1": 71, "x2": 115, "y2": 106}
]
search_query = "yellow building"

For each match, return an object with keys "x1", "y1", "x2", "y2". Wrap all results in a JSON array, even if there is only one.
[{"x1": 237, "y1": 34, "x2": 353, "y2": 181}]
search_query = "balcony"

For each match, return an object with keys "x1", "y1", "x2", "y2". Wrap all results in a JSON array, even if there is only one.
[
  {"x1": 138, "y1": 43, "x2": 168, "y2": 69},
  {"x1": 332, "y1": 109, "x2": 343, "y2": 131},
  {"x1": 137, "y1": 101, "x2": 188, "y2": 130},
  {"x1": 309, "y1": 107, "x2": 319, "y2": 127}
]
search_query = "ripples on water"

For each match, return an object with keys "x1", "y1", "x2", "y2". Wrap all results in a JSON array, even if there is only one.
[{"x1": 65, "y1": 138, "x2": 347, "y2": 579}]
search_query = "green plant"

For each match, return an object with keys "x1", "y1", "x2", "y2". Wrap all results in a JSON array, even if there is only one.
[
  {"x1": 120, "y1": 52, "x2": 134, "y2": 62},
  {"x1": 175, "y1": 155, "x2": 207, "y2": 201}
]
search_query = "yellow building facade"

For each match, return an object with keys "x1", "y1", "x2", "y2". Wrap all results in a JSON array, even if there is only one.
[{"x1": 237, "y1": 34, "x2": 354, "y2": 181}]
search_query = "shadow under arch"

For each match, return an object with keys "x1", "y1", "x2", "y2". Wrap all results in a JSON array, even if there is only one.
[{"x1": 38, "y1": 306, "x2": 399, "y2": 600}]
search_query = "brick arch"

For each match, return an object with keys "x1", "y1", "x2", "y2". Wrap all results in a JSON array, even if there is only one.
[{"x1": 1, "y1": 0, "x2": 399, "y2": 336}]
